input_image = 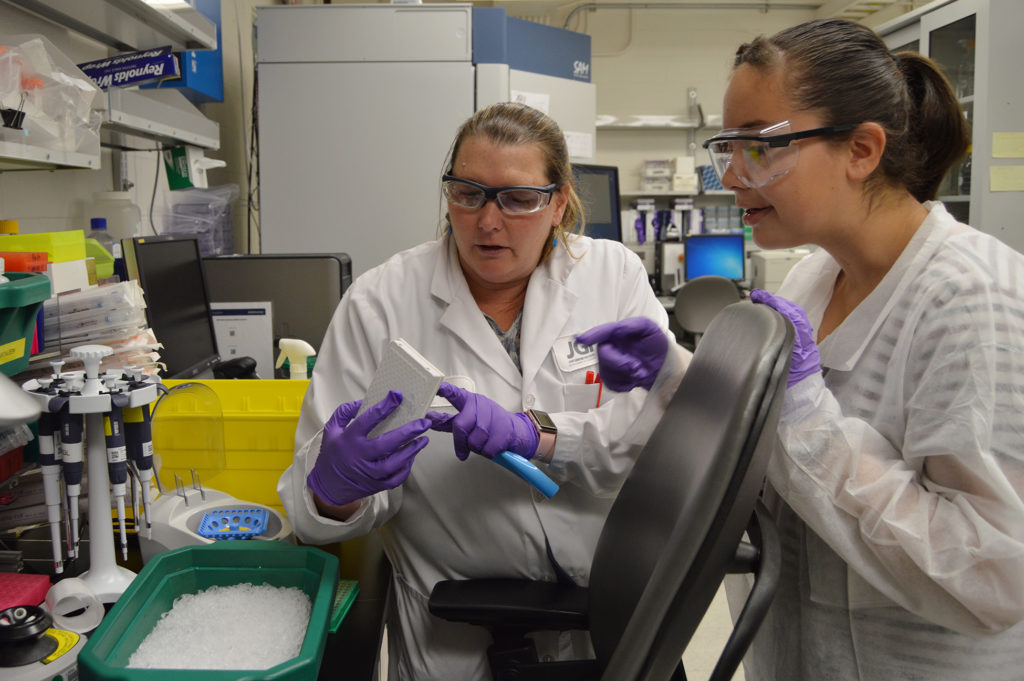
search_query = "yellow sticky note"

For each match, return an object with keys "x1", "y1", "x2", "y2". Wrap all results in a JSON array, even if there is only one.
[
  {"x1": 993, "y1": 132, "x2": 1024, "y2": 159},
  {"x1": 990, "y1": 166, "x2": 1024, "y2": 192}
]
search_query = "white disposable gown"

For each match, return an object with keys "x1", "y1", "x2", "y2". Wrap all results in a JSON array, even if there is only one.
[
  {"x1": 728, "y1": 202, "x2": 1024, "y2": 680},
  {"x1": 278, "y1": 234, "x2": 689, "y2": 680}
]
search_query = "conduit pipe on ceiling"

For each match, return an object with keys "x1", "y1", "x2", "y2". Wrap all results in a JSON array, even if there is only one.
[{"x1": 564, "y1": 2, "x2": 814, "y2": 29}]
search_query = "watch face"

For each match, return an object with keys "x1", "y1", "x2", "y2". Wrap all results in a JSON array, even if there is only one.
[{"x1": 530, "y1": 409, "x2": 557, "y2": 432}]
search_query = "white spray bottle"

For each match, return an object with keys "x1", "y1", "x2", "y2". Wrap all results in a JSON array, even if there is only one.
[{"x1": 276, "y1": 338, "x2": 316, "y2": 379}]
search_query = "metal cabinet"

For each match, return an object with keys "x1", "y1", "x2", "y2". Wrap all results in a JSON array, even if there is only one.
[{"x1": 880, "y1": 0, "x2": 1024, "y2": 253}]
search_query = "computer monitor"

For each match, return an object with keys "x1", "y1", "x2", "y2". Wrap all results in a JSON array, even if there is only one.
[
  {"x1": 572, "y1": 163, "x2": 622, "y2": 241},
  {"x1": 202, "y1": 253, "x2": 352, "y2": 353},
  {"x1": 684, "y1": 233, "x2": 746, "y2": 281},
  {"x1": 123, "y1": 235, "x2": 220, "y2": 379}
]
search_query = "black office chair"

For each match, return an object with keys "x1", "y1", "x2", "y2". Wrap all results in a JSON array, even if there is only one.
[
  {"x1": 674, "y1": 275, "x2": 743, "y2": 348},
  {"x1": 429, "y1": 302, "x2": 793, "y2": 681}
]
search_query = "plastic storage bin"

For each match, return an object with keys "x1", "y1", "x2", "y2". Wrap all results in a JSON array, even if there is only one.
[
  {"x1": 160, "y1": 185, "x2": 239, "y2": 256},
  {"x1": 0, "y1": 271, "x2": 51, "y2": 376},
  {"x1": 0, "y1": 229, "x2": 86, "y2": 262},
  {"x1": 77, "y1": 541, "x2": 339, "y2": 681},
  {"x1": 154, "y1": 379, "x2": 309, "y2": 512}
]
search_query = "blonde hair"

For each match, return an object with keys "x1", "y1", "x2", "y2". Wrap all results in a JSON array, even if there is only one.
[{"x1": 440, "y1": 102, "x2": 585, "y2": 261}]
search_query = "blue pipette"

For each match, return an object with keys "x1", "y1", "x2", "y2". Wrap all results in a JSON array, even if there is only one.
[{"x1": 493, "y1": 451, "x2": 559, "y2": 498}]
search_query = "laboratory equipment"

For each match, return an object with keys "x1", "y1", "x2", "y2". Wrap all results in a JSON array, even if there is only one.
[
  {"x1": 137, "y1": 480, "x2": 294, "y2": 565},
  {"x1": 202, "y1": 253, "x2": 352, "y2": 357},
  {"x1": 683, "y1": 233, "x2": 746, "y2": 281},
  {"x1": 0, "y1": 604, "x2": 86, "y2": 681},
  {"x1": 21, "y1": 344, "x2": 161, "y2": 602},
  {"x1": 122, "y1": 235, "x2": 220, "y2": 379},
  {"x1": 571, "y1": 163, "x2": 622, "y2": 242},
  {"x1": 358, "y1": 338, "x2": 444, "y2": 438}
]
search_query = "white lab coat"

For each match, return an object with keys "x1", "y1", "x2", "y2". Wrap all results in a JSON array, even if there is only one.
[
  {"x1": 278, "y1": 234, "x2": 689, "y2": 680},
  {"x1": 728, "y1": 202, "x2": 1024, "y2": 680}
]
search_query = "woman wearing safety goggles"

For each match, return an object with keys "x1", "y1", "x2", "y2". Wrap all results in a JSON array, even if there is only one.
[{"x1": 584, "y1": 16, "x2": 1024, "y2": 681}]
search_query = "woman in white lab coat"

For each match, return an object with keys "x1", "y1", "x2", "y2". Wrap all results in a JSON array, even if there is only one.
[
  {"x1": 278, "y1": 102, "x2": 689, "y2": 680},
  {"x1": 590, "y1": 18, "x2": 1024, "y2": 681}
]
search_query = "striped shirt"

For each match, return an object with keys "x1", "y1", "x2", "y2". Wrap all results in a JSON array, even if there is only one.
[{"x1": 733, "y1": 202, "x2": 1024, "y2": 680}]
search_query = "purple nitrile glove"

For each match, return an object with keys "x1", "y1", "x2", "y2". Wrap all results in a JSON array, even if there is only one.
[
  {"x1": 575, "y1": 317, "x2": 669, "y2": 392},
  {"x1": 306, "y1": 391, "x2": 432, "y2": 507},
  {"x1": 428, "y1": 382, "x2": 538, "y2": 461},
  {"x1": 749, "y1": 289, "x2": 822, "y2": 387}
]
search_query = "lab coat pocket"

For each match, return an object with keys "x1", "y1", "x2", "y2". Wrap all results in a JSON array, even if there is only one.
[{"x1": 563, "y1": 383, "x2": 603, "y2": 412}]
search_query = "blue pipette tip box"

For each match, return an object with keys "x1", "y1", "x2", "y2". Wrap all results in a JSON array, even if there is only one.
[{"x1": 196, "y1": 508, "x2": 269, "y2": 540}]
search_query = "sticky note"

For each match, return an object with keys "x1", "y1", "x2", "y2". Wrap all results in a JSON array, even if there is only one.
[
  {"x1": 993, "y1": 133, "x2": 1024, "y2": 159},
  {"x1": 990, "y1": 166, "x2": 1024, "y2": 192}
]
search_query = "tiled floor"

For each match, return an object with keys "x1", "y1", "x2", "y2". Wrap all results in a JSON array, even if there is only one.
[{"x1": 681, "y1": 584, "x2": 746, "y2": 680}]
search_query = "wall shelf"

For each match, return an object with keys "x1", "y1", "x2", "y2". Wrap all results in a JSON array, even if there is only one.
[
  {"x1": 0, "y1": 138, "x2": 99, "y2": 170},
  {"x1": 0, "y1": 0, "x2": 221, "y2": 171},
  {"x1": 1, "y1": 0, "x2": 217, "y2": 51}
]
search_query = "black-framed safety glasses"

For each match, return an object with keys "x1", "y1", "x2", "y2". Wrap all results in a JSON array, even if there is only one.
[
  {"x1": 441, "y1": 174, "x2": 558, "y2": 215},
  {"x1": 702, "y1": 121, "x2": 859, "y2": 188}
]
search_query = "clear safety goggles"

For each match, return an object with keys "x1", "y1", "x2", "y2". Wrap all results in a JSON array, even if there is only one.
[
  {"x1": 702, "y1": 121, "x2": 858, "y2": 188},
  {"x1": 442, "y1": 174, "x2": 557, "y2": 215}
]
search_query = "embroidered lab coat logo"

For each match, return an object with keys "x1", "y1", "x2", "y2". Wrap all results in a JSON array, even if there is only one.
[{"x1": 554, "y1": 336, "x2": 598, "y2": 373}]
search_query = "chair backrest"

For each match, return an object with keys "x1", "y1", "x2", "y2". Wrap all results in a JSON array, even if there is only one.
[
  {"x1": 673, "y1": 275, "x2": 742, "y2": 341},
  {"x1": 588, "y1": 301, "x2": 793, "y2": 681}
]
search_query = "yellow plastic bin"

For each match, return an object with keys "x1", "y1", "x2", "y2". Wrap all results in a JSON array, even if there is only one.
[
  {"x1": 0, "y1": 271, "x2": 51, "y2": 376},
  {"x1": 154, "y1": 379, "x2": 309, "y2": 513}
]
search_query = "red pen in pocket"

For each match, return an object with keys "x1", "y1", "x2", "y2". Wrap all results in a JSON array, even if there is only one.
[{"x1": 586, "y1": 371, "x2": 602, "y2": 407}]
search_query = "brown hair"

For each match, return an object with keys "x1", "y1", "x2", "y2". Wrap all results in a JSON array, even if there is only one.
[
  {"x1": 734, "y1": 18, "x2": 969, "y2": 202},
  {"x1": 441, "y1": 102, "x2": 585, "y2": 260}
]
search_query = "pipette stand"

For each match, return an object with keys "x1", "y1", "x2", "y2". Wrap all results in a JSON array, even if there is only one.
[{"x1": 22, "y1": 344, "x2": 160, "y2": 604}]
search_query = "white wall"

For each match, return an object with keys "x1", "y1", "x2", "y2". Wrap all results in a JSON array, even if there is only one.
[{"x1": 578, "y1": 5, "x2": 817, "y2": 192}]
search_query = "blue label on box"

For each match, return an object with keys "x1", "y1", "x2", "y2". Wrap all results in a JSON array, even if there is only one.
[{"x1": 78, "y1": 47, "x2": 181, "y2": 90}]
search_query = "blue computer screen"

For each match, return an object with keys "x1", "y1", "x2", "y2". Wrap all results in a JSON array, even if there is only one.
[{"x1": 684, "y1": 233, "x2": 746, "y2": 281}]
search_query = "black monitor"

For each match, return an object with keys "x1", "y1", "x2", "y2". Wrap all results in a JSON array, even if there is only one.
[
  {"x1": 572, "y1": 163, "x2": 622, "y2": 241},
  {"x1": 684, "y1": 233, "x2": 746, "y2": 281},
  {"x1": 202, "y1": 253, "x2": 352, "y2": 353},
  {"x1": 123, "y1": 235, "x2": 220, "y2": 379}
]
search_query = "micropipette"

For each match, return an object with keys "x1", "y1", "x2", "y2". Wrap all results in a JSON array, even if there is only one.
[
  {"x1": 36, "y1": 409, "x2": 64, "y2": 574},
  {"x1": 123, "y1": 402, "x2": 155, "y2": 539},
  {"x1": 57, "y1": 404, "x2": 84, "y2": 560},
  {"x1": 103, "y1": 394, "x2": 130, "y2": 561}
]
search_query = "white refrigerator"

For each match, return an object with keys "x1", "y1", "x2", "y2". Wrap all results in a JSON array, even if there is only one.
[{"x1": 256, "y1": 4, "x2": 595, "y2": 278}]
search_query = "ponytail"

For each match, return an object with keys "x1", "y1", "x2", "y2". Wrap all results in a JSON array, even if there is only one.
[{"x1": 897, "y1": 51, "x2": 970, "y2": 201}]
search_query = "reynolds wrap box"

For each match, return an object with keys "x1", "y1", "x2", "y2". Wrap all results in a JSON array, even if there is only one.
[{"x1": 78, "y1": 47, "x2": 181, "y2": 90}]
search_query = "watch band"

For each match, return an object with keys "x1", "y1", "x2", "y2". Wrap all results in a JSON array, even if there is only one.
[{"x1": 528, "y1": 409, "x2": 557, "y2": 463}]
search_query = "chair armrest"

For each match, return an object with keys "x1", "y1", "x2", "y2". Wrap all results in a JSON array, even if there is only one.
[{"x1": 429, "y1": 579, "x2": 590, "y2": 631}]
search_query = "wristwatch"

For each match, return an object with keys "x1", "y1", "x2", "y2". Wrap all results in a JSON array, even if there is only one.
[{"x1": 527, "y1": 409, "x2": 557, "y2": 463}]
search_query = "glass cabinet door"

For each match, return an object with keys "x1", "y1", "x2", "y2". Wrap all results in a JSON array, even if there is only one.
[{"x1": 923, "y1": 3, "x2": 980, "y2": 223}]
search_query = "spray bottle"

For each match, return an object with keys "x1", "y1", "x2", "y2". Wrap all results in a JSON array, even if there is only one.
[{"x1": 275, "y1": 338, "x2": 316, "y2": 380}]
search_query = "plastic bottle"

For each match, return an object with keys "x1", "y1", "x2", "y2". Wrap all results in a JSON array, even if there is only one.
[
  {"x1": 86, "y1": 217, "x2": 125, "y2": 281},
  {"x1": 84, "y1": 191, "x2": 142, "y2": 244},
  {"x1": 86, "y1": 218, "x2": 119, "y2": 258},
  {"x1": 275, "y1": 338, "x2": 316, "y2": 380}
]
